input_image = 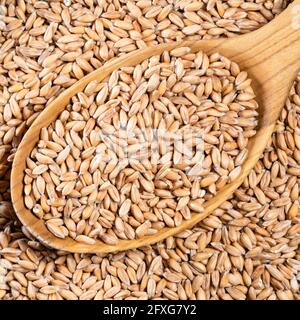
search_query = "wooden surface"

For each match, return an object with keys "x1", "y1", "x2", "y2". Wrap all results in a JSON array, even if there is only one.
[{"x1": 11, "y1": 0, "x2": 300, "y2": 253}]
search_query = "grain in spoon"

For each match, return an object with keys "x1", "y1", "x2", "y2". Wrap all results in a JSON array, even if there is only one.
[{"x1": 11, "y1": 0, "x2": 300, "y2": 253}]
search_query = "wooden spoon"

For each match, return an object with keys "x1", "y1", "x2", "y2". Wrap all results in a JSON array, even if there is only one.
[{"x1": 11, "y1": 0, "x2": 300, "y2": 253}]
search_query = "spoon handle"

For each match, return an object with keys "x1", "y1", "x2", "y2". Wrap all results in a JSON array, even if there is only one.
[
  {"x1": 244, "y1": 0, "x2": 300, "y2": 79},
  {"x1": 186, "y1": 0, "x2": 300, "y2": 126}
]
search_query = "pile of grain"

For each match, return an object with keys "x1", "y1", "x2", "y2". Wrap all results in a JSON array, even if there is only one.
[
  {"x1": 24, "y1": 48, "x2": 257, "y2": 244},
  {"x1": 1, "y1": 0, "x2": 299, "y2": 300}
]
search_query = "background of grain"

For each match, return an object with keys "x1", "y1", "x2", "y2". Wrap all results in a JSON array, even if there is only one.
[{"x1": 0, "y1": 0, "x2": 299, "y2": 300}]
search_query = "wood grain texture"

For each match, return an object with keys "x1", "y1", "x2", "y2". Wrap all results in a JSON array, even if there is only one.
[{"x1": 11, "y1": 0, "x2": 300, "y2": 253}]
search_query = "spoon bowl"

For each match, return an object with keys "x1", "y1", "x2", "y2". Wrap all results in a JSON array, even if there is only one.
[{"x1": 11, "y1": 0, "x2": 300, "y2": 253}]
